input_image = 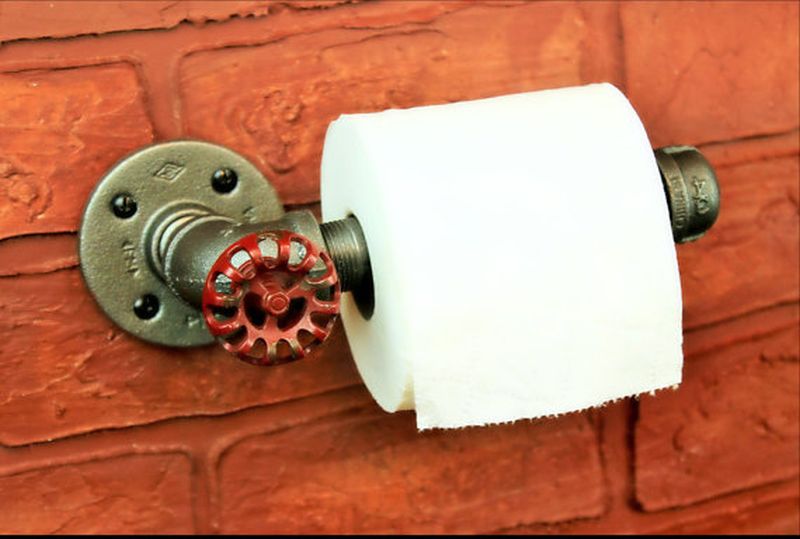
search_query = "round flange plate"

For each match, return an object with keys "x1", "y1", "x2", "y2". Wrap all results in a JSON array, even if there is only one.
[{"x1": 79, "y1": 140, "x2": 285, "y2": 347}]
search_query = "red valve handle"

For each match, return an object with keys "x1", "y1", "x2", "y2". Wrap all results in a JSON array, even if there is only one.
[{"x1": 201, "y1": 230, "x2": 340, "y2": 366}]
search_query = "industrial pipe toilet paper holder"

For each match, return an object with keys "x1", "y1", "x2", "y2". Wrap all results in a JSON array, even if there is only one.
[{"x1": 78, "y1": 140, "x2": 720, "y2": 365}]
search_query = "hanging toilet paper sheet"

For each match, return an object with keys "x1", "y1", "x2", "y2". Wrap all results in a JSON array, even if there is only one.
[{"x1": 321, "y1": 83, "x2": 683, "y2": 429}]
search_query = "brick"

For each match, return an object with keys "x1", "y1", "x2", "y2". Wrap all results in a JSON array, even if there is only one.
[
  {"x1": 0, "y1": 64, "x2": 153, "y2": 241},
  {"x1": 0, "y1": 1, "x2": 272, "y2": 42},
  {"x1": 622, "y1": 1, "x2": 800, "y2": 147},
  {"x1": 504, "y1": 471, "x2": 800, "y2": 534},
  {"x1": 699, "y1": 130, "x2": 800, "y2": 169},
  {"x1": 654, "y1": 490, "x2": 800, "y2": 535},
  {"x1": 635, "y1": 313, "x2": 800, "y2": 511},
  {"x1": 181, "y1": 1, "x2": 620, "y2": 204},
  {"x1": 0, "y1": 269, "x2": 360, "y2": 446},
  {"x1": 0, "y1": 233, "x2": 77, "y2": 277},
  {"x1": 683, "y1": 303, "x2": 800, "y2": 361},
  {"x1": 678, "y1": 153, "x2": 800, "y2": 329},
  {"x1": 218, "y1": 405, "x2": 605, "y2": 534},
  {"x1": 0, "y1": 453, "x2": 192, "y2": 534}
]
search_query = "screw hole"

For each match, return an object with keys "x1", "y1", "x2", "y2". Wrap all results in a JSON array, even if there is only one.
[
  {"x1": 111, "y1": 193, "x2": 137, "y2": 218},
  {"x1": 133, "y1": 294, "x2": 160, "y2": 320},
  {"x1": 212, "y1": 168, "x2": 238, "y2": 194}
]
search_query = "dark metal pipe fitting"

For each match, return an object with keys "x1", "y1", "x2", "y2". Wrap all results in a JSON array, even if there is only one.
[
  {"x1": 655, "y1": 146, "x2": 721, "y2": 243},
  {"x1": 320, "y1": 217, "x2": 374, "y2": 319},
  {"x1": 154, "y1": 209, "x2": 326, "y2": 307},
  {"x1": 79, "y1": 140, "x2": 720, "y2": 351}
]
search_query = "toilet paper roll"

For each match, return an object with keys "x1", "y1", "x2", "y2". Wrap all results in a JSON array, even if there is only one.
[{"x1": 321, "y1": 83, "x2": 682, "y2": 429}]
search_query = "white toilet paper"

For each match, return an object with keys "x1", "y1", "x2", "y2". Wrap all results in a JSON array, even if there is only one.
[{"x1": 321, "y1": 83, "x2": 683, "y2": 429}]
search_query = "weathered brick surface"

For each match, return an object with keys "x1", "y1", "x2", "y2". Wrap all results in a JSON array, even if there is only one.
[
  {"x1": 678, "y1": 152, "x2": 799, "y2": 330},
  {"x1": 0, "y1": 64, "x2": 153, "y2": 241},
  {"x1": 0, "y1": 453, "x2": 193, "y2": 534},
  {"x1": 699, "y1": 129, "x2": 799, "y2": 170},
  {"x1": 181, "y1": 1, "x2": 619, "y2": 204},
  {"x1": 0, "y1": 269, "x2": 359, "y2": 446},
  {"x1": 0, "y1": 0, "x2": 797, "y2": 534},
  {"x1": 622, "y1": 1, "x2": 800, "y2": 147},
  {"x1": 654, "y1": 491, "x2": 800, "y2": 535},
  {"x1": 0, "y1": 232, "x2": 76, "y2": 277},
  {"x1": 0, "y1": 1, "x2": 272, "y2": 42},
  {"x1": 218, "y1": 406, "x2": 604, "y2": 534},
  {"x1": 635, "y1": 316, "x2": 800, "y2": 511}
]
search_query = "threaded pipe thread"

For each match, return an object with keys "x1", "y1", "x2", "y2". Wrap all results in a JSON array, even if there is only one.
[{"x1": 320, "y1": 216, "x2": 370, "y2": 293}]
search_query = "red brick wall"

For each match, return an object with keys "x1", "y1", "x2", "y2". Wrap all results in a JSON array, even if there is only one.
[{"x1": 0, "y1": 1, "x2": 797, "y2": 534}]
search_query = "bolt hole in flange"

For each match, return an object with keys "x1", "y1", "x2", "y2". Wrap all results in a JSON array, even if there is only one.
[
  {"x1": 211, "y1": 168, "x2": 238, "y2": 194},
  {"x1": 111, "y1": 193, "x2": 137, "y2": 219},
  {"x1": 133, "y1": 294, "x2": 160, "y2": 320}
]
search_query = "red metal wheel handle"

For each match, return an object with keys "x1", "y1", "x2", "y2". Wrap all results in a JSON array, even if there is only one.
[{"x1": 201, "y1": 230, "x2": 340, "y2": 366}]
